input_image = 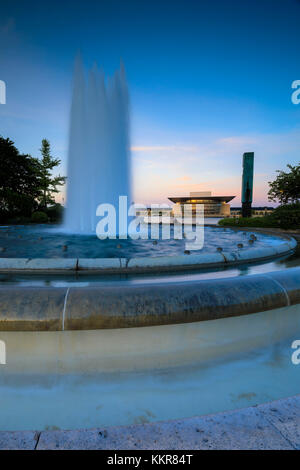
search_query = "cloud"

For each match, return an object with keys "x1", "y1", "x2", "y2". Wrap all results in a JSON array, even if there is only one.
[
  {"x1": 131, "y1": 145, "x2": 199, "y2": 152},
  {"x1": 177, "y1": 175, "x2": 192, "y2": 182},
  {"x1": 132, "y1": 127, "x2": 300, "y2": 205},
  {"x1": 57, "y1": 128, "x2": 300, "y2": 207},
  {"x1": 218, "y1": 136, "x2": 258, "y2": 146}
]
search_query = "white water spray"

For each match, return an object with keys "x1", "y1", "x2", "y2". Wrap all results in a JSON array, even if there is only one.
[{"x1": 64, "y1": 56, "x2": 132, "y2": 233}]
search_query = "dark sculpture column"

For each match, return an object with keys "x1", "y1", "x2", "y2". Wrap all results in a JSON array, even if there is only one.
[{"x1": 241, "y1": 152, "x2": 254, "y2": 218}]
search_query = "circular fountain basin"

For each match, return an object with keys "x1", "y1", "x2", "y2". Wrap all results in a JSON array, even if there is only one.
[
  {"x1": 0, "y1": 225, "x2": 299, "y2": 432},
  {"x1": 0, "y1": 266, "x2": 300, "y2": 431},
  {"x1": 0, "y1": 226, "x2": 296, "y2": 273}
]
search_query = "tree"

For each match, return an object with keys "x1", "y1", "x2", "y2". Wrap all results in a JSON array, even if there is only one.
[
  {"x1": 268, "y1": 162, "x2": 300, "y2": 205},
  {"x1": 0, "y1": 136, "x2": 66, "y2": 222},
  {"x1": 0, "y1": 136, "x2": 41, "y2": 219},
  {"x1": 37, "y1": 139, "x2": 66, "y2": 210}
]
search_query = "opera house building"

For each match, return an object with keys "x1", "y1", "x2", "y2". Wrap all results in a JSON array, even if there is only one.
[{"x1": 168, "y1": 192, "x2": 236, "y2": 218}]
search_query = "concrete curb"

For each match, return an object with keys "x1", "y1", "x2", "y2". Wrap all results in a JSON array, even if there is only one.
[{"x1": 1, "y1": 394, "x2": 299, "y2": 450}]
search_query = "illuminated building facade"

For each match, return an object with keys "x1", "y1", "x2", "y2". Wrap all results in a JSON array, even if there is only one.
[{"x1": 168, "y1": 192, "x2": 235, "y2": 218}]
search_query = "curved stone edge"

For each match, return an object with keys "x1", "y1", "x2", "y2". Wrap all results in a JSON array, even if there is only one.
[
  {"x1": 0, "y1": 266, "x2": 299, "y2": 331},
  {"x1": 1, "y1": 394, "x2": 299, "y2": 449},
  {"x1": 0, "y1": 232, "x2": 297, "y2": 273}
]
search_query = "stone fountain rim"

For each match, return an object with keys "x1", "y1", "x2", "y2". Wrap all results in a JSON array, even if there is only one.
[{"x1": 0, "y1": 264, "x2": 299, "y2": 331}]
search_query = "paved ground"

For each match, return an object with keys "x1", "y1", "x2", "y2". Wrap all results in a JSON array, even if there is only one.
[{"x1": 0, "y1": 394, "x2": 299, "y2": 450}]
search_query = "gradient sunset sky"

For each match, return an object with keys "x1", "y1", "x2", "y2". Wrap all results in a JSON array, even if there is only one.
[{"x1": 1, "y1": 0, "x2": 300, "y2": 206}]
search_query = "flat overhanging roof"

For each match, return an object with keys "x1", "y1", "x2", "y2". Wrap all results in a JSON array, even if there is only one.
[{"x1": 168, "y1": 196, "x2": 236, "y2": 203}]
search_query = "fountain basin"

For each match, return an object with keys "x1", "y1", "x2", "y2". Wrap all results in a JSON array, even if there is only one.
[
  {"x1": 0, "y1": 268, "x2": 300, "y2": 431},
  {"x1": 0, "y1": 227, "x2": 296, "y2": 273},
  {"x1": 0, "y1": 227, "x2": 299, "y2": 432}
]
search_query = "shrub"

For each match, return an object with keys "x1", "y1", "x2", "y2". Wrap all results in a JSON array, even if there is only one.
[
  {"x1": 218, "y1": 216, "x2": 278, "y2": 228},
  {"x1": 45, "y1": 203, "x2": 64, "y2": 223},
  {"x1": 271, "y1": 203, "x2": 300, "y2": 229},
  {"x1": 31, "y1": 211, "x2": 48, "y2": 223},
  {"x1": 219, "y1": 203, "x2": 300, "y2": 230},
  {"x1": 7, "y1": 215, "x2": 31, "y2": 224},
  {"x1": 0, "y1": 210, "x2": 9, "y2": 224}
]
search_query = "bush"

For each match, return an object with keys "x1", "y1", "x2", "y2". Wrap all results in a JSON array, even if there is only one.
[
  {"x1": 272, "y1": 202, "x2": 300, "y2": 229},
  {"x1": 218, "y1": 216, "x2": 278, "y2": 228},
  {"x1": 7, "y1": 215, "x2": 31, "y2": 224},
  {"x1": 0, "y1": 210, "x2": 9, "y2": 224},
  {"x1": 31, "y1": 211, "x2": 48, "y2": 223},
  {"x1": 219, "y1": 203, "x2": 300, "y2": 230},
  {"x1": 45, "y1": 203, "x2": 64, "y2": 223}
]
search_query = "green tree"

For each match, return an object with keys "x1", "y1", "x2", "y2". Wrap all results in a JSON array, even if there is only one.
[
  {"x1": 268, "y1": 162, "x2": 300, "y2": 204},
  {"x1": 0, "y1": 136, "x2": 41, "y2": 219},
  {"x1": 37, "y1": 139, "x2": 66, "y2": 210}
]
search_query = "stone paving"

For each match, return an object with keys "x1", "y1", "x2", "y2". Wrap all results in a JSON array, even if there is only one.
[{"x1": 0, "y1": 395, "x2": 299, "y2": 450}]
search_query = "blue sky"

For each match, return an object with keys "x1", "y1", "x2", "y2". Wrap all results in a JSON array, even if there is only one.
[{"x1": 0, "y1": 0, "x2": 300, "y2": 205}]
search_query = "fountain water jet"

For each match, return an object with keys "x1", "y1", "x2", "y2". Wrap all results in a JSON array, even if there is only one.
[{"x1": 64, "y1": 56, "x2": 132, "y2": 233}]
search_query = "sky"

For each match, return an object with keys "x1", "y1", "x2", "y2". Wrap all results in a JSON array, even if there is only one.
[{"x1": 0, "y1": 0, "x2": 300, "y2": 207}]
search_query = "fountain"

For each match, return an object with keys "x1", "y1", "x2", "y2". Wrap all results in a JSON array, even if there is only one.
[{"x1": 64, "y1": 56, "x2": 132, "y2": 233}]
